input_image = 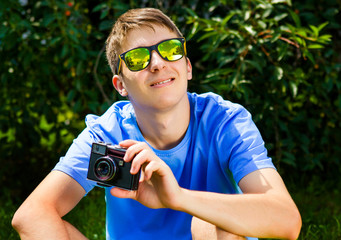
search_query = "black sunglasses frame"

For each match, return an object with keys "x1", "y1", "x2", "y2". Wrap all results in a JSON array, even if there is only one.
[{"x1": 116, "y1": 37, "x2": 186, "y2": 74}]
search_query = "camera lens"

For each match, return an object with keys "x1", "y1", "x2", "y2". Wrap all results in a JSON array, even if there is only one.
[{"x1": 94, "y1": 156, "x2": 117, "y2": 181}]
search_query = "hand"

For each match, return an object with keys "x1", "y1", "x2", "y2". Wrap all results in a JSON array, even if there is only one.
[{"x1": 110, "y1": 140, "x2": 183, "y2": 210}]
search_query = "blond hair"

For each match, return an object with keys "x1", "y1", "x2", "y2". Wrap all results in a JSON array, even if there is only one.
[{"x1": 105, "y1": 8, "x2": 183, "y2": 74}]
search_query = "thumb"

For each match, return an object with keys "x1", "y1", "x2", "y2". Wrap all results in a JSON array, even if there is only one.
[{"x1": 110, "y1": 187, "x2": 137, "y2": 199}]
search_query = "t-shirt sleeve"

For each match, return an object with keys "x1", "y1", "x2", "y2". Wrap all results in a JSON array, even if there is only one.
[
  {"x1": 53, "y1": 112, "x2": 114, "y2": 194},
  {"x1": 53, "y1": 127, "x2": 97, "y2": 194},
  {"x1": 53, "y1": 103, "x2": 131, "y2": 194},
  {"x1": 216, "y1": 103, "x2": 275, "y2": 185}
]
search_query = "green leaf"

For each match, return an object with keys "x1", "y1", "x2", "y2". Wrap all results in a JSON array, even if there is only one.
[
  {"x1": 277, "y1": 43, "x2": 288, "y2": 61},
  {"x1": 309, "y1": 25, "x2": 319, "y2": 37},
  {"x1": 272, "y1": 0, "x2": 291, "y2": 4},
  {"x1": 282, "y1": 151, "x2": 297, "y2": 167},
  {"x1": 244, "y1": 25, "x2": 256, "y2": 36},
  {"x1": 274, "y1": 13, "x2": 288, "y2": 22},
  {"x1": 244, "y1": 10, "x2": 251, "y2": 21},
  {"x1": 50, "y1": 37, "x2": 61, "y2": 46},
  {"x1": 100, "y1": 9, "x2": 109, "y2": 20},
  {"x1": 92, "y1": 3, "x2": 106, "y2": 12},
  {"x1": 257, "y1": 20, "x2": 267, "y2": 29},
  {"x1": 317, "y1": 21, "x2": 329, "y2": 31},
  {"x1": 222, "y1": 12, "x2": 237, "y2": 26},
  {"x1": 303, "y1": 49, "x2": 315, "y2": 64},
  {"x1": 218, "y1": 54, "x2": 238, "y2": 67},
  {"x1": 271, "y1": 33, "x2": 281, "y2": 43},
  {"x1": 39, "y1": 115, "x2": 54, "y2": 131},
  {"x1": 262, "y1": 8, "x2": 272, "y2": 19},
  {"x1": 42, "y1": 14, "x2": 55, "y2": 27},
  {"x1": 197, "y1": 31, "x2": 218, "y2": 42},
  {"x1": 274, "y1": 66, "x2": 284, "y2": 80},
  {"x1": 61, "y1": 44, "x2": 69, "y2": 58},
  {"x1": 245, "y1": 60, "x2": 263, "y2": 73},
  {"x1": 185, "y1": 8, "x2": 198, "y2": 18},
  {"x1": 67, "y1": 90, "x2": 75, "y2": 102},
  {"x1": 99, "y1": 20, "x2": 114, "y2": 31},
  {"x1": 318, "y1": 34, "x2": 332, "y2": 43},
  {"x1": 288, "y1": 9, "x2": 301, "y2": 27},
  {"x1": 307, "y1": 44, "x2": 324, "y2": 49},
  {"x1": 289, "y1": 81, "x2": 298, "y2": 98},
  {"x1": 188, "y1": 21, "x2": 199, "y2": 40}
]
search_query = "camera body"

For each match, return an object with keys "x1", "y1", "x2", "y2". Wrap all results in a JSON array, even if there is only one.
[{"x1": 87, "y1": 142, "x2": 140, "y2": 190}]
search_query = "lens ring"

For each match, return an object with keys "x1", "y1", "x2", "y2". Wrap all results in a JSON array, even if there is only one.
[{"x1": 94, "y1": 156, "x2": 117, "y2": 181}]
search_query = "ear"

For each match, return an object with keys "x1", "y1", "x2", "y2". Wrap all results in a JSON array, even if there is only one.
[
  {"x1": 186, "y1": 57, "x2": 193, "y2": 81},
  {"x1": 112, "y1": 75, "x2": 128, "y2": 97}
]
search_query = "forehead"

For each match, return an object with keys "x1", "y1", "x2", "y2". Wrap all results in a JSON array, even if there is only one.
[{"x1": 121, "y1": 25, "x2": 179, "y2": 53}]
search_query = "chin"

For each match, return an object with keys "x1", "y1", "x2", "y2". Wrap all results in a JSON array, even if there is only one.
[{"x1": 156, "y1": 90, "x2": 188, "y2": 109}]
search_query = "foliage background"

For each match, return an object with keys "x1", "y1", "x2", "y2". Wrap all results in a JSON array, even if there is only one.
[{"x1": 1, "y1": 0, "x2": 340, "y2": 239}]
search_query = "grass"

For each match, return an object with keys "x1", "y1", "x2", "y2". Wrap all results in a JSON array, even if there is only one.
[
  {"x1": 1, "y1": 189, "x2": 106, "y2": 240},
  {"x1": 2, "y1": 176, "x2": 341, "y2": 239},
  {"x1": 63, "y1": 189, "x2": 106, "y2": 239},
  {"x1": 288, "y1": 175, "x2": 341, "y2": 240}
]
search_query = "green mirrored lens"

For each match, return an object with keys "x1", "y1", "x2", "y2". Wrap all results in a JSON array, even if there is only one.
[
  {"x1": 125, "y1": 48, "x2": 150, "y2": 71},
  {"x1": 158, "y1": 39, "x2": 184, "y2": 61}
]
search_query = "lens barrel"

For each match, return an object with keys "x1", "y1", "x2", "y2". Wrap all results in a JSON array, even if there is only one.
[{"x1": 94, "y1": 156, "x2": 117, "y2": 181}]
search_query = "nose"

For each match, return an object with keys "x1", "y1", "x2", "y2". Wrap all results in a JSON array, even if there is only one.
[{"x1": 149, "y1": 50, "x2": 166, "y2": 72}]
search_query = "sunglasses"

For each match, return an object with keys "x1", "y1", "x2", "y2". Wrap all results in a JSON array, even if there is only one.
[{"x1": 116, "y1": 37, "x2": 187, "y2": 74}]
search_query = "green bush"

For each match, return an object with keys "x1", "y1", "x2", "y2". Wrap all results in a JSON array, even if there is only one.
[
  {"x1": 0, "y1": 0, "x2": 119, "y2": 198},
  {"x1": 0, "y1": 0, "x2": 340, "y2": 200},
  {"x1": 184, "y1": 0, "x2": 341, "y2": 174}
]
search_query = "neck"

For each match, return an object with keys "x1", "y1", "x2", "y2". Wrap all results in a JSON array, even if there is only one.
[{"x1": 133, "y1": 96, "x2": 190, "y2": 150}]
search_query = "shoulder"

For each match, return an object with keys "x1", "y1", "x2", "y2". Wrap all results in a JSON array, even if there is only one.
[
  {"x1": 189, "y1": 92, "x2": 247, "y2": 114},
  {"x1": 85, "y1": 101, "x2": 133, "y2": 128},
  {"x1": 188, "y1": 92, "x2": 251, "y2": 129},
  {"x1": 188, "y1": 92, "x2": 263, "y2": 153},
  {"x1": 83, "y1": 100, "x2": 134, "y2": 142}
]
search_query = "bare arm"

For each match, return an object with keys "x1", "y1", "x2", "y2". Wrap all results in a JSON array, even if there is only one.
[
  {"x1": 178, "y1": 168, "x2": 301, "y2": 240},
  {"x1": 111, "y1": 140, "x2": 301, "y2": 240},
  {"x1": 12, "y1": 171, "x2": 87, "y2": 240}
]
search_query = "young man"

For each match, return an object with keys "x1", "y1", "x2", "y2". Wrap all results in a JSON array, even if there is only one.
[{"x1": 12, "y1": 8, "x2": 301, "y2": 240}]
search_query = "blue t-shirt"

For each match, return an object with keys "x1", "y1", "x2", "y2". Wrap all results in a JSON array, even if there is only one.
[{"x1": 54, "y1": 92, "x2": 274, "y2": 240}]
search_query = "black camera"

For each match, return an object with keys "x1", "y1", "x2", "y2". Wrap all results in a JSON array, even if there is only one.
[{"x1": 87, "y1": 142, "x2": 140, "y2": 190}]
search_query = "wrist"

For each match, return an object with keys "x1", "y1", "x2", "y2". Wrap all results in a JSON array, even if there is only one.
[{"x1": 171, "y1": 187, "x2": 191, "y2": 212}]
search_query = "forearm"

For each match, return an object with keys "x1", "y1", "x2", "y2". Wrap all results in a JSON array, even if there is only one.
[
  {"x1": 64, "y1": 220, "x2": 89, "y2": 240},
  {"x1": 12, "y1": 207, "x2": 87, "y2": 240},
  {"x1": 176, "y1": 189, "x2": 300, "y2": 240},
  {"x1": 12, "y1": 172, "x2": 88, "y2": 240}
]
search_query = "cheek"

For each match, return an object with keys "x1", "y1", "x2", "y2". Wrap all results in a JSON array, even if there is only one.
[{"x1": 121, "y1": 73, "x2": 146, "y2": 93}]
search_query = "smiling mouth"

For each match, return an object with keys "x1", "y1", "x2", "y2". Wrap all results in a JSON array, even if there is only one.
[{"x1": 150, "y1": 78, "x2": 175, "y2": 87}]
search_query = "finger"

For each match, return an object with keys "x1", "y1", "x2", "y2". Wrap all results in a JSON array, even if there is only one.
[
  {"x1": 130, "y1": 148, "x2": 151, "y2": 174},
  {"x1": 139, "y1": 165, "x2": 145, "y2": 183},
  {"x1": 110, "y1": 187, "x2": 136, "y2": 199},
  {"x1": 143, "y1": 161, "x2": 160, "y2": 181},
  {"x1": 119, "y1": 139, "x2": 139, "y2": 148},
  {"x1": 125, "y1": 142, "x2": 150, "y2": 163}
]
